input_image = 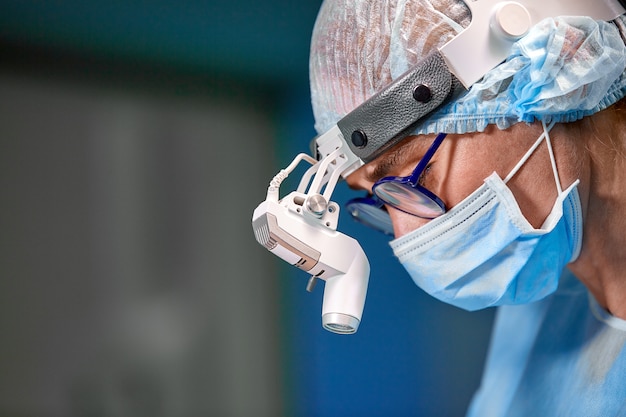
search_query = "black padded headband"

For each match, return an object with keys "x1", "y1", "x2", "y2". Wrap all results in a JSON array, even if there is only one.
[{"x1": 337, "y1": 51, "x2": 463, "y2": 163}]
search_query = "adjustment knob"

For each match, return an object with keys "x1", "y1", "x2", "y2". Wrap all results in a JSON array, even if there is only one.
[
  {"x1": 492, "y1": 2, "x2": 531, "y2": 40},
  {"x1": 306, "y1": 194, "x2": 328, "y2": 216}
]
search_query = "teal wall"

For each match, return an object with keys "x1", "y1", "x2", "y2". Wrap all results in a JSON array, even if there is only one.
[{"x1": 0, "y1": 0, "x2": 320, "y2": 84}]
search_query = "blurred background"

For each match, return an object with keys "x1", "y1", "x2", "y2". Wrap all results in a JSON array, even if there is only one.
[{"x1": 0, "y1": 1, "x2": 495, "y2": 416}]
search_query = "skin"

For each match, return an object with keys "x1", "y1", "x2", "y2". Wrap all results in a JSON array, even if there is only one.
[{"x1": 345, "y1": 104, "x2": 626, "y2": 319}]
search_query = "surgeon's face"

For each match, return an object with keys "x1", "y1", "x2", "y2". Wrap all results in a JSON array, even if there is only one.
[{"x1": 345, "y1": 122, "x2": 570, "y2": 237}]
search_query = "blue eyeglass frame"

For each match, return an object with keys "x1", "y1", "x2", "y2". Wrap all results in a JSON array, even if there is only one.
[
  {"x1": 345, "y1": 132, "x2": 448, "y2": 234},
  {"x1": 372, "y1": 132, "x2": 447, "y2": 219}
]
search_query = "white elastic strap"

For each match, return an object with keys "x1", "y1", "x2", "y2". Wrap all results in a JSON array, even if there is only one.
[
  {"x1": 542, "y1": 120, "x2": 563, "y2": 194},
  {"x1": 503, "y1": 120, "x2": 557, "y2": 184}
]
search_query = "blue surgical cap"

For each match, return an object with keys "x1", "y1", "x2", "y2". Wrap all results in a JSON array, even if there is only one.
[{"x1": 309, "y1": 0, "x2": 626, "y2": 136}]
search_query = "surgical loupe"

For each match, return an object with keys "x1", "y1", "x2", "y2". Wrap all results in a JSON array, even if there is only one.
[{"x1": 252, "y1": 0, "x2": 626, "y2": 334}]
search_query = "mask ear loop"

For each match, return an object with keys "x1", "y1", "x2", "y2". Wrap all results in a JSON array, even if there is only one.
[
  {"x1": 541, "y1": 120, "x2": 563, "y2": 195},
  {"x1": 503, "y1": 120, "x2": 559, "y2": 190}
]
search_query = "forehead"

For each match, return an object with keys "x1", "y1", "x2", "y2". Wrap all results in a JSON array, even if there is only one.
[{"x1": 378, "y1": 133, "x2": 438, "y2": 161}]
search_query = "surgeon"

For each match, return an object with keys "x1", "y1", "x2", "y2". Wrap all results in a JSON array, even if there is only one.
[{"x1": 308, "y1": 0, "x2": 626, "y2": 415}]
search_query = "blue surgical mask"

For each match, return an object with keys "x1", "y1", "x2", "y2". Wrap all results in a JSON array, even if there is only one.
[{"x1": 389, "y1": 122, "x2": 583, "y2": 311}]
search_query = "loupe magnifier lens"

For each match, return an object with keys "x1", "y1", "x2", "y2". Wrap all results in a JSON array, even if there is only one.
[
  {"x1": 346, "y1": 198, "x2": 394, "y2": 235},
  {"x1": 374, "y1": 182, "x2": 445, "y2": 219}
]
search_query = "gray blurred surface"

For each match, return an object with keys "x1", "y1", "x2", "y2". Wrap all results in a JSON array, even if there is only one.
[{"x1": 0, "y1": 72, "x2": 283, "y2": 417}]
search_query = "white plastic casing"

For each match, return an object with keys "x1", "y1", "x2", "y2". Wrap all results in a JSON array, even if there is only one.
[
  {"x1": 252, "y1": 126, "x2": 369, "y2": 334},
  {"x1": 252, "y1": 197, "x2": 370, "y2": 334},
  {"x1": 442, "y1": 0, "x2": 626, "y2": 88}
]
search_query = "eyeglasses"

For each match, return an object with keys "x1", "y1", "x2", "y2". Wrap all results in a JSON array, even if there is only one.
[{"x1": 346, "y1": 133, "x2": 447, "y2": 234}]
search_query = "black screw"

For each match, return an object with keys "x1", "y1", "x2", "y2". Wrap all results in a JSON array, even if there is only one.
[
  {"x1": 351, "y1": 129, "x2": 368, "y2": 148},
  {"x1": 413, "y1": 84, "x2": 432, "y2": 103}
]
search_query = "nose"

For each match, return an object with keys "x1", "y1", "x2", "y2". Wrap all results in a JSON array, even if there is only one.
[{"x1": 345, "y1": 168, "x2": 374, "y2": 192}]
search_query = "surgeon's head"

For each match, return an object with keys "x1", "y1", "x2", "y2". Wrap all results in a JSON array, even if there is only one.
[
  {"x1": 309, "y1": 0, "x2": 626, "y2": 237},
  {"x1": 308, "y1": 0, "x2": 626, "y2": 310}
]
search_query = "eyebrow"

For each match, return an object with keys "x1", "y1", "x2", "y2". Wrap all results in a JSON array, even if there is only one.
[{"x1": 364, "y1": 136, "x2": 428, "y2": 182}]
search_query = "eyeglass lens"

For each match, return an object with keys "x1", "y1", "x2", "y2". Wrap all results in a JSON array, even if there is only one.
[{"x1": 372, "y1": 133, "x2": 446, "y2": 219}]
